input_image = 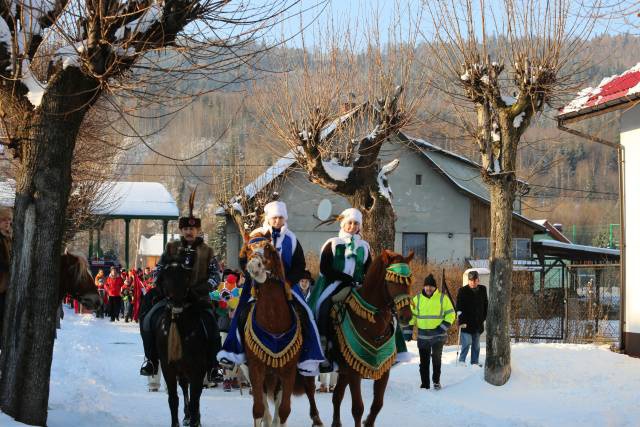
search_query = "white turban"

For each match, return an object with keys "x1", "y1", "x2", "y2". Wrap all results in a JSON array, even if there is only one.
[
  {"x1": 263, "y1": 201, "x2": 288, "y2": 222},
  {"x1": 339, "y1": 208, "x2": 362, "y2": 229}
]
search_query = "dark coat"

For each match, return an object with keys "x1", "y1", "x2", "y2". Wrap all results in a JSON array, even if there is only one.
[
  {"x1": 0, "y1": 234, "x2": 11, "y2": 294},
  {"x1": 456, "y1": 285, "x2": 488, "y2": 334},
  {"x1": 160, "y1": 237, "x2": 221, "y2": 304}
]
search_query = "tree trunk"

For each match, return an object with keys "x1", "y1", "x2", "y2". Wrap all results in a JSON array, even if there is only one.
[
  {"x1": 350, "y1": 187, "x2": 395, "y2": 256},
  {"x1": 0, "y1": 70, "x2": 96, "y2": 425},
  {"x1": 484, "y1": 177, "x2": 515, "y2": 386}
]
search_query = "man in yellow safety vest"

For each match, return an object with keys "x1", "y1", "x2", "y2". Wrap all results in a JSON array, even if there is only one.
[{"x1": 410, "y1": 273, "x2": 456, "y2": 390}]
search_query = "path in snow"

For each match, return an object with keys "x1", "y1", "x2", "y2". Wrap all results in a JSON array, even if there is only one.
[{"x1": 1, "y1": 308, "x2": 640, "y2": 426}]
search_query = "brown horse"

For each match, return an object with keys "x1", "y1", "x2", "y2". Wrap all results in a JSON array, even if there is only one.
[
  {"x1": 60, "y1": 250, "x2": 102, "y2": 310},
  {"x1": 242, "y1": 233, "x2": 322, "y2": 427},
  {"x1": 330, "y1": 250, "x2": 414, "y2": 427}
]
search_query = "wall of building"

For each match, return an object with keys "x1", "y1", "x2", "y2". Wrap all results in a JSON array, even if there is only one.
[
  {"x1": 621, "y1": 104, "x2": 640, "y2": 355},
  {"x1": 224, "y1": 140, "x2": 473, "y2": 266}
]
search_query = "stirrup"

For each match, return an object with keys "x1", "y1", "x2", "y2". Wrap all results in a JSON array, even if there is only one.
[{"x1": 140, "y1": 359, "x2": 158, "y2": 376}]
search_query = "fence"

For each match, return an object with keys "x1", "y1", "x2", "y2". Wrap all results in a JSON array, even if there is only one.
[{"x1": 510, "y1": 263, "x2": 620, "y2": 343}]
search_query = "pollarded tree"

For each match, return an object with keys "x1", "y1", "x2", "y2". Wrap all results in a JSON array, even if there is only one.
[
  {"x1": 256, "y1": 12, "x2": 428, "y2": 255},
  {"x1": 0, "y1": 1, "x2": 306, "y2": 424},
  {"x1": 422, "y1": 0, "x2": 597, "y2": 385}
]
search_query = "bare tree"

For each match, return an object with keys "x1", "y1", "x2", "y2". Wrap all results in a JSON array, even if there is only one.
[
  {"x1": 421, "y1": 0, "x2": 597, "y2": 385},
  {"x1": 255, "y1": 10, "x2": 428, "y2": 254},
  {"x1": 0, "y1": 0, "x2": 311, "y2": 423},
  {"x1": 214, "y1": 143, "x2": 283, "y2": 238}
]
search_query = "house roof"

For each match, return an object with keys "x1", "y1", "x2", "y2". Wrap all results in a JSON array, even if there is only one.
[
  {"x1": 532, "y1": 219, "x2": 572, "y2": 243},
  {"x1": 243, "y1": 130, "x2": 544, "y2": 232},
  {"x1": 400, "y1": 133, "x2": 544, "y2": 232},
  {"x1": 532, "y1": 239, "x2": 619, "y2": 262},
  {"x1": 558, "y1": 63, "x2": 640, "y2": 122}
]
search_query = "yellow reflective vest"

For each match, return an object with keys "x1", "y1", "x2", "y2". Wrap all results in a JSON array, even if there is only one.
[{"x1": 410, "y1": 289, "x2": 456, "y2": 338}]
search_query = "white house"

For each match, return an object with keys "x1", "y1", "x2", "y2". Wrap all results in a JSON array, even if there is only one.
[{"x1": 558, "y1": 63, "x2": 640, "y2": 356}]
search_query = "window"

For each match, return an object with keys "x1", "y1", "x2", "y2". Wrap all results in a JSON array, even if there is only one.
[
  {"x1": 472, "y1": 238, "x2": 489, "y2": 259},
  {"x1": 472, "y1": 237, "x2": 531, "y2": 260},
  {"x1": 512, "y1": 238, "x2": 531, "y2": 260},
  {"x1": 415, "y1": 174, "x2": 422, "y2": 185},
  {"x1": 403, "y1": 233, "x2": 427, "y2": 263}
]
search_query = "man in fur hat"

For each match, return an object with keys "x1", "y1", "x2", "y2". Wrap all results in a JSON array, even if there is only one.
[{"x1": 139, "y1": 191, "x2": 222, "y2": 381}]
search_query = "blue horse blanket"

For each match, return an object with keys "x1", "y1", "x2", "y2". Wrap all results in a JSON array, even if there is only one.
[{"x1": 217, "y1": 281, "x2": 324, "y2": 376}]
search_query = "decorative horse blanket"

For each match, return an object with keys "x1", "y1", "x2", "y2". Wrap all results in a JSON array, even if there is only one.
[{"x1": 217, "y1": 280, "x2": 324, "y2": 376}]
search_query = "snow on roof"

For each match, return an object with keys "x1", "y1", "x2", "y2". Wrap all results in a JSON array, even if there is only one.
[
  {"x1": 243, "y1": 150, "x2": 298, "y2": 199},
  {"x1": 559, "y1": 62, "x2": 640, "y2": 119},
  {"x1": 93, "y1": 181, "x2": 179, "y2": 219},
  {"x1": 138, "y1": 233, "x2": 181, "y2": 256},
  {"x1": 532, "y1": 219, "x2": 572, "y2": 244},
  {"x1": 243, "y1": 107, "x2": 362, "y2": 200},
  {"x1": 0, "y1": 179, "x2": 15, "y2": 207}
]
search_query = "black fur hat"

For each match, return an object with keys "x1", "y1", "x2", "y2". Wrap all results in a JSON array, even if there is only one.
[{"x1": 179, "y1": 188, "x2": 201, "y2": 229}]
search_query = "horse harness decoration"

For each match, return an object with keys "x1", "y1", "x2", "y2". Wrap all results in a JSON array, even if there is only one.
[
  {"x1": 331, "y1": 262, "x2": 413, "y2": 380},
  {"x1": 243, "y1": 236, "x2": 301, "y2": 368}
]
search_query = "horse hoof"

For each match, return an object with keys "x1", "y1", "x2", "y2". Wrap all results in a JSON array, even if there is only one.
[
  {"x1": 182, "y1": 417, "x2": 190, "y2": 426},
  {"x1": 330, "y1": 423, "x2": 341, "y2": 427},
  {"x1": 311, "y1": 415, "x2": 324, "y2": 426}
]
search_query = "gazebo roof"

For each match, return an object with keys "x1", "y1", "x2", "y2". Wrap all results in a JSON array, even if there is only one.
[
  {"x1": 0, "y1": 180, "x2": 178, "y2": 220},
  {"x1": 93, "y1": 182, "x2": 179, "y2": 220}
]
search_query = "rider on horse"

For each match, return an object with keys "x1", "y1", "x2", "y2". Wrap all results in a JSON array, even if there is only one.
[
  {"x1": 139, "y1": 192, "x2": 222, "y2": 382},
  {"x1": 307, "y1": 208, "x2": 372, "y2": 372},
  {"x1": 218, "y1": 200, "x2": 324, "y2": 376}
]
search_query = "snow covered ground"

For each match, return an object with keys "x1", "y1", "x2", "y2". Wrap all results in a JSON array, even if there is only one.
[{"x1": 2, "y1": 308, "x2": 640, "y2": 426}]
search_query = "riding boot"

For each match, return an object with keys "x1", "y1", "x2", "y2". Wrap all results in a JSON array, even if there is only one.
[{"x1": 140, "y1": 329, "x2": 158, "y2": 376}]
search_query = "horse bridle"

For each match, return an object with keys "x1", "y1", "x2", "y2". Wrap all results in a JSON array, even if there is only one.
[
  {"x1": 382, "y1": 262, "x2": 413, "y2": 316},
  {"x1": 162, "y1": 260, "x2": 193, "y2": 312}
]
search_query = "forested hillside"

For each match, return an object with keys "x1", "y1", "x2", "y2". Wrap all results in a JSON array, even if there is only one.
[{"x1": 115, "y1": 33, "x2": 638, "y2": 248}]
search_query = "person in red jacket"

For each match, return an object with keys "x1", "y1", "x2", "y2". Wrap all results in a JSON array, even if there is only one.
[
  {"x1": 105, "y1": 266, "x2": 124, "y2": 322},
  {"x1": 130, "y1": 269, "x2": 143, "y2": 322}
]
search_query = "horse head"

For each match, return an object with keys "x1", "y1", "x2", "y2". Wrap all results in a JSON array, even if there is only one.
[
  {"x1": 60, "y1": 250, "x2": 101, "y2": 310},
  {"x1": 241, "y1": 231, "x2": 285, "y2": 285},
  {"x1": 157, "y1": 252, "x2": 193, "y2": 307},
  {"x1": 370, "y1": 249, "x2": 414, "y2": 325}
]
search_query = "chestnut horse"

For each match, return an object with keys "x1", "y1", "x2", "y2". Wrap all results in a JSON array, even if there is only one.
[
  {"x1": 330, "y1": 250, "x2": 414, "y2": 427},
  {"x1": 60, "y1": 250, "x2": 102, "y2": 310},
  {"x1": 242, "y1": 234, "x2": 322, "y2": 427}
]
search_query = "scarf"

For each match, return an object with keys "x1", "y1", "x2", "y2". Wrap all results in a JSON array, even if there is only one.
[{"x1": 339, "y1": 230, "x2": 361, "y2": 259}]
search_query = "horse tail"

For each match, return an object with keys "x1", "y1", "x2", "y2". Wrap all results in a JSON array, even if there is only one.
[{"x1": 168, "y1": 318, "x2": 182, "y2": 363}]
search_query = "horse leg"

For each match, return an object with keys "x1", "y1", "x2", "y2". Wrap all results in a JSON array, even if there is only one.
[
  {"x1": 179, "y1": 377, "x2": 190, "y2": 426},
  {"x1": 249, "y1": 362, "x2": 267, "y2": 427},
  {"x1": 277, "y1": 369, "x2": 296, "y2": 427},
  {"x1": 164, "y1": 372, "x2": 180, "y2": 427},
  {"x1": 363, "y1": 371, "x2": 389, "y2": 427},
  {"x1": 188, "y1": 377, "x2": 204, "y2": 427},
  {"x1": 272, "y1": 385, "x2": 283, "y2": 427},
  {"x1": 331, "y1": 373, "x2": 349, "y2": 427},
  {"x1": 303, "y1": 375, "x2": 323, "y2": 426},
  {"x1": 348, "y1": 374, "x2": 364, "y2": 427}
]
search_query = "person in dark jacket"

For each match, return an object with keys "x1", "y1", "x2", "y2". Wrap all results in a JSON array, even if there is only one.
[
  {"x1": 139, "y1": 195, "x2": 222, "y2": 378},
  {"x1": 0, "y1": 207, "x2": 12, "y2": 347},
  {"x1": 457, "y1": 270, "x2": 488, "y2": 365}
]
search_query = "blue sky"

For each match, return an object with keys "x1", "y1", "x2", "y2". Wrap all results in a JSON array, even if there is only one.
[{"x1": 268, "y1": 0, "x2": 634, "y2": 48}]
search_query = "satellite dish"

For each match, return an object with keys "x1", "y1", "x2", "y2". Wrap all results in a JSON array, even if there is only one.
[{"x1": 317, "y1": 199, "x2": 332, "y2": 221}]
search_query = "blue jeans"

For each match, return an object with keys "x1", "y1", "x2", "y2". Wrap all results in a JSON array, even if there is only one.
[{"x1": 459, "y1": 332, "x2": 481, "y2": 364}]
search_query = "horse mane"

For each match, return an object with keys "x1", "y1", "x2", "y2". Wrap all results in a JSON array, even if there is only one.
[
  {"x1": 362, "y1": 253, "x2": 388, "y2": 289},
  {"x1": 62, "y1": 251, "x2": 92, "y2": 286}
]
